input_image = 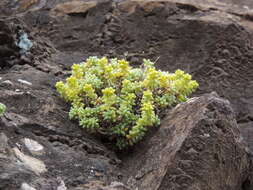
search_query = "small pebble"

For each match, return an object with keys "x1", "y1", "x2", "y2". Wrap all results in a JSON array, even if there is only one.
[
  {"x1": 15, "y1": 89, "x2": 21, "y2": 92},
  {"x1": 24, "y1": 138, "x2": 44, "y2": 152},
  {"x1": 21, "y1": 183, "x2": 36, "y2": 190},
  {"x1": 18, "y1": 79, "x2": 32, "y2": 86},
  {"x1": 1, "y1": 80, "x2": 14, "y2": 87}
]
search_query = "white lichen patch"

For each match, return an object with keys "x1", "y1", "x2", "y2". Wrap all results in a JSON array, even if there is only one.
[{"x1": 16, "y1": 33, "x2": 33, "y2": 54}]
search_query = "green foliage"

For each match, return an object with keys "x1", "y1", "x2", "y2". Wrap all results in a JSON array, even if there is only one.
[
  {"x1": 56, "y1": 57, "x2": 198, "y2": 149},
  {"x1": 0, "y1": 103, "x2": 6, "y2": 116}
]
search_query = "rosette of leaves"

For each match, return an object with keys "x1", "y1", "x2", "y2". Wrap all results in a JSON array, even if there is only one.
[{"x1": 56, "y1": 57, "x2": 198, "y2": 149}]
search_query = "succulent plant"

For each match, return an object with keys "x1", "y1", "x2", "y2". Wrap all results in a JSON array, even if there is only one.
[{"x1": 56, "y1": 57, "x2": 198, "y2": 149}]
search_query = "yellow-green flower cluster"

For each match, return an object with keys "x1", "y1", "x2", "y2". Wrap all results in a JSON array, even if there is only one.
[{"x1": 56, "y1": 57, "x2": 198, "y2": 149}]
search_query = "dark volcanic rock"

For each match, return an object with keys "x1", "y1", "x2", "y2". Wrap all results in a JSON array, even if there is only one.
[
  {"x1": 0, "y1": 19, "x2": 20, "y2": 68},
  {"x1": 19, "y1": 0, "x2": 252, "y2": 153},
  {"x1": 120, "y1": 92, "x2": 252, "y2": 190},
  {"x1": 0, "y1": 20, "x2": 121, "y2": 189},
  {"x1": 0, "y1": 18, "x2": 54, "y2": 70},
  {"x1": 0, "y1": 65, "x2": 122, "y2": 189},
  {"x1": 0, "y1": 95, "x2": 121, "y2": 190},
  {"x1": 1, "y1": 0, "x2": 253, "y2": 190},
  {"x1": 12, "y1": 0, "x2": 253, "y2": 137}
]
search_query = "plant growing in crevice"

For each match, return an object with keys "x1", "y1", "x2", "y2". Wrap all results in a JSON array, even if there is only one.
[{"x1": 56, "y1": 57, "x2": 198, "y2": 149}]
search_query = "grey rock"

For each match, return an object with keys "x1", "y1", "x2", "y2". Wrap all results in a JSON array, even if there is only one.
[
  {"x1": 57, "y1": 178, "x2": 67, "y2": 190},
  {"x1": 13, "y1": 147, "x2": 47, "y2": 175},
  {"x1": 23, "y1": 138, "x2": 44, "y2": 155},
  {"x1": 0, "y1": 1, "x2": 253, "y2": 190},
  {"x1": 0, "y1": 80, "x2": 14, "y2": 88},
  {"x1": 18, "y1": 79, "x2": 32, "y2": 86},
  {"x1": 0, "y1": 133, "x2": 8, "y2": 152},
  {"x1": 21, "y1": 183, "x2": 37, "y2": 190},
  {"x1": 121, "y1": 93, "x2": 252, "y2": 190}
]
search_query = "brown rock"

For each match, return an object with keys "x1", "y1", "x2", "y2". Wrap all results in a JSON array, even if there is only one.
[
  {"x1": 30, "y1": 0, "x2": 253, "y2": 154},
  {"x1": 18, "y1": 0, "x2": 39, "y2": 11},
  {"x1": 50, "y1": 0, "x2": 97, "y2": 17},
  {"x1": 0, "y1": 19, "x2": 20, "y2": 68},
  {"x1": 121, "y1": 93, "x2": 252, "y2": 190},
  {"x1": 1, "y1": 0, "x2": 253, "y2": 189},
  {"x1": 118, "y1": 0, "x2": 165, "y2": 14}
]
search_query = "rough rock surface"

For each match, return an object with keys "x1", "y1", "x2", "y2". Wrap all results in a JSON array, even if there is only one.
[
  {"x1": 120, "y1": 92, "x2": 252, "y2": 190},
  {"x1": 0, "y1": 20, "x2": 121, "y2": 189},
  {"x1": 0, "y1": 18, "x2": 54, "y2": 70},
  {"x1": 0, "y1": 19, "x2": 20, "y2": 68},
  {"x1": 2, "y1": 0, "x2": 252, "y2": 151},
  {"x1": 1, "y1": 0, "x2": 253, "y2": 189}
]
